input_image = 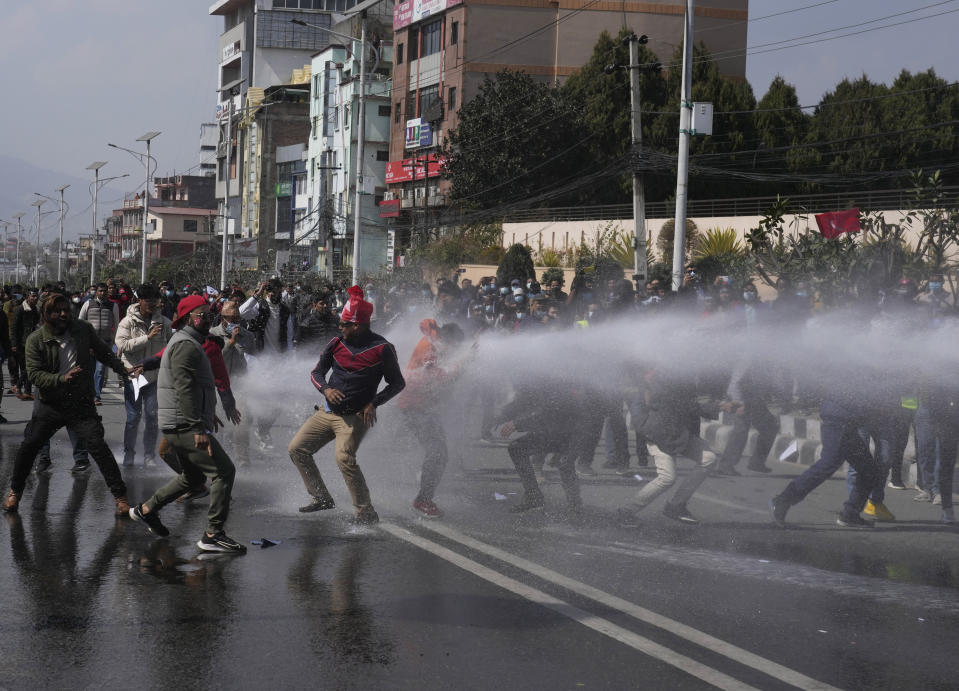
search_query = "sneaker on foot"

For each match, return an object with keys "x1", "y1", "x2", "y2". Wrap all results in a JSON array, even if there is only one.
[
  {"x1": 836, "y1": 513, "x2": 874, "y2": 528},
  {"x1": 129, "y1": 504, "x2": 169, "y2": 537},
  {"x1": 176, "y1": 486, "x2": 210, "y2": 503},
  {"x1": 508, "y1": 497, "x2": 545, "y2": 515},
  {"x1": 3, "y1": 489, "x2": 20, "y2": 513},
  {"x1": 864, "y1": 500, "x2": 895, "y2": 522},
  {"x1": 413, "y1": 499, "x2": 442, "y2": 518},
  {"x1": 114, "y1": 496, "x2": 131, "y2": 516},
  {"x1": 575, "y1": 462, "x2": 597, "y2": 477},
  {"x1": 349, "y1": 509, "x2": 380, "y2": 525},
  {"x1": 886, "y1": 480, "x2": 907, "y2": 490},
  {"x1": 663, "y1": 503, "x2": 700, "y2": 524},
  {"x1": 942, "y1": 508, "x2": 955, "y2": 524},
  {"x1": 197, "y1": 532, "x2": 247, "y2": 553},
  {"x1": 914, "y1": 489, "x2": 933, "y2": 502},
  {"x1": 933, "y1": 493, "x2": 943, "y2": 506},
  {"x1": 70, "y1": 461, "x2": 91, "y2": 473},
  {"x1": 143, "y1": 456, "x2": 157, "y2": 468},
  {"x1": 299, "y1": 496, "x2": 336, "y2": 513},
  {"x1": 769, "y1": 496, "x2": 790, "y2": 527}
]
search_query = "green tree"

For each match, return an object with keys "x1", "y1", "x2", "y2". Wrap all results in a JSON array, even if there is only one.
[
  {"x1": 443, "y1": 70, "x2": 584, "y2": 209},
  {"x1": 562, "y1": 29, "x2": 669, "y2": 204},
  {"x1": 496, "y1": 243, "x2": 535, "y2": 285}
]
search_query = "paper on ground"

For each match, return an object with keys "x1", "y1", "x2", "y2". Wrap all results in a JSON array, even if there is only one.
[{"x1": 779, "y1": 440, "x2": 798, "y2": 461}]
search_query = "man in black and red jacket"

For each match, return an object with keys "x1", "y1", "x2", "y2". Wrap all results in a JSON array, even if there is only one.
[{"x1": 288, "y1": 286, "x2": 404, "y2": 524}]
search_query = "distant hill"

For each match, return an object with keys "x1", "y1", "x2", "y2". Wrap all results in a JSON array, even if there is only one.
[{"x1": 0, "y1": 155, "x2": 135, "y2": 242}]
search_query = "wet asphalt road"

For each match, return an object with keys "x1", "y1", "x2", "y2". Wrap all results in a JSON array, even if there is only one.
[{"x1": 2, "y1": 387, "x2": 959, "y2": 689}]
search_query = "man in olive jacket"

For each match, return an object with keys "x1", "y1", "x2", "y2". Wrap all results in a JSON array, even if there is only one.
[{"x1": 3, "y1": 294, "x2": 134, "y2": 514}]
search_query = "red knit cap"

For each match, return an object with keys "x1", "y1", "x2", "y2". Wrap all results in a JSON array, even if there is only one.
[
  {"x1": 172, "y1": 294, "x2": 208, "y2": 328},
  {"x1": 339, "y1": 285, "x2": 373, "y2": 324}
]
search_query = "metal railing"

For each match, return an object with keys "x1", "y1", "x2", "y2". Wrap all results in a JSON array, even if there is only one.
[{"x1": 493, "y1": 185, "x2": 959, "y2": 224}]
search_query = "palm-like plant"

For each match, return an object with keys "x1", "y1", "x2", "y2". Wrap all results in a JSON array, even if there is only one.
[{"x1": 693, "y1": 227, "x2": 743, "y2": 259}]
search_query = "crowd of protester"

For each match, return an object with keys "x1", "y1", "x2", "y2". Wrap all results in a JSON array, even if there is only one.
[{"x1": 1, "y1": 263, "x2": 956, "y2": 547}]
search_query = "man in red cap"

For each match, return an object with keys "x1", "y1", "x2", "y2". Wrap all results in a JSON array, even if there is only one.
[
  {"x1": 289, "y1": 286, "x2": 405, "y2": 524},
  {"x1": 127, "y1": 295, "x2": 245, "y2": 553}
]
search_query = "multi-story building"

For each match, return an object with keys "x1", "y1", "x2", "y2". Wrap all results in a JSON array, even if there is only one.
[
  {"x1": 145, "y1": 207, "x2": 219, "y2": 263},
  {"x1": 199, "y1": 123, "x2": 219, "y2": 177},
  {"x1": 386, "y1": 0, "x2": 750, "y2": 251},
  {"x1": 307, "y1": 32, "x2": 393, "y2": 278},
  {"x1": 154, "y1": 175, "x2": 217, "y2": 209},
  {"x1": 210, "y1": 0, "x2": 391, "y2": 268}
]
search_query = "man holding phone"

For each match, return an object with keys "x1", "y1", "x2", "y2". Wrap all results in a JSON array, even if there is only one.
[{"x1": 115, "y1": 284, "x2": 173, "y2": 467}]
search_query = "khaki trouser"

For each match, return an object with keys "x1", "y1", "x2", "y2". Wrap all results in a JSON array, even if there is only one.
[{"x1": 288, "y1": 409, "x2": 371, "y2": 512}]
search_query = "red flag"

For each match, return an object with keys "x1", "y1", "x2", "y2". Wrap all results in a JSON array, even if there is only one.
[{"x1": 815, "y1": 208, "x2": 861, "y2": 240}]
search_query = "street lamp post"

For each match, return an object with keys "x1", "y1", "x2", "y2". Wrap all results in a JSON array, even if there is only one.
[
  {"x1": 291, "y1": 15, "x2": 372, "y2": 285},
  {"x1": 0, "y1": 222, "x2": 8, "y2": 285},
  {"x1": 30, "y1": 199, "x2": 44, "y2": 286},
  {"x1": 55, "y1": 184, "x2": 70, "y2": 281},
  {"x1": 12, "y1": 212, "x2": 23, "y2": 284},
  {"x1": 109, "y1": 132, "x2": 160, "y2": 283},
  {"x1": 87, "y1": 161, "x2": 107, "y2": 285}
]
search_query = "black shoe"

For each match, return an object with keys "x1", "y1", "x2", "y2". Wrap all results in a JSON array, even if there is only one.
[
  {"x1": 836, "y1": 513, "x2": 874, "y2": 528},
  {"x1": 769, "y1": 496, "x2": 789, "y2": 527},
  {"x1": 508, "y1": 497, "x2": 545, "y2": 514},
  {"x1": 299, "y1": 496, "x2": 336, "y2": 513},
  {"x1": 198, "y1": 531, "x2": 247, "y2": 553},
  {"x1": 616, "y1": 508, "x2": 640, "y2": 529},
  {"x1": 129, "y1": 504, "x2": 169, "y2": 537},
  {"x1": 349, "y1": 509, "x2": 380, "y2": 526},
  {"x1": 663, "y1": 503, "x2": 699, "y2": 524},
  {"x1": 70, "y1": 461, "x2": 91, "y2": 473},
  {"x1": 747, "y1": 463, "x2": 772, "y2": 473},
  {"x1": 35, "y1": 459, "x2": 53, "y2": 475}
]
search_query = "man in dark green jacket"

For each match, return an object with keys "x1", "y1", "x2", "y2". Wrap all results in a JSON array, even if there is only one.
[{"x1": 3, "y1": 294, "x2": 135, "y2": 514}]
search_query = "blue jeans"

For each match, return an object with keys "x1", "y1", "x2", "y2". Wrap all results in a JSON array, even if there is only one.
[
  {"x1": 123, "y1": 380, "x2": 159, "y2": 464},
  {"x1": 849, "y1": 409, "x2": 911, "y2": 503},
  {"x1": 93, "y1": 360, "x2": 106, "y2": 400},
  {"x1": 915, "y1": 402, "x2": 939, "y2": 495},
  {"x1": 778, "y1": 415, "x2": 878, "y2": 518}
]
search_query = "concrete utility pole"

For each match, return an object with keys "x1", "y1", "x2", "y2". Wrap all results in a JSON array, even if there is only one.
[
  {"x1": 137, "y1": 132, "x2": 160, "y2": 284},
  {"x1": 87, "y1": 161, "x2": 107, "y2": 285},
  {"x1": 55, "y1": 184, "x2": 69, "y2": 281},
  {"x1": 671, "y1": 0, "x2": 695, "y2": 291},
  {"x1": 13, "y1": 212, "x2": 23, "y2": 284},
  {"x1": 30, "y1": 199, "x2": 43, "y2": 286},
  {"x1": 629, "y1": 34, "x2": 648, "y2": 286},
  {"x1": 220, "y1": 93, "x2": 234, "y2": 290},
  {"x1": 351, "y1": 13, "x2": 367, "y2": 286}
]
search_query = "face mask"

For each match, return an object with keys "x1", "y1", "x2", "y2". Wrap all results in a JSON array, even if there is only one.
[
  {"x1": 164, "y1": 290, "x2": 173, "y2": 297},
  {"x1": 743, "y1": 291, "x2": 756, "y2": 302},
  {"x1": 515, "y1": 312, "x2": 525, "y2": 320},
  {"x1": 72, "y1": 297, "x2": 81, "y2": 304},
  {"x1": 533, "y1": 310, "x2": 546, "y2": 319}
]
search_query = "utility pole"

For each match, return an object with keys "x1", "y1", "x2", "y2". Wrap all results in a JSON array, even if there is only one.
[
  {"x1": 87, "y1": 161, "x2": 107, "y2": 285},
  {"x1": 220, "y1": 93, "x2": 234, "y2": 290},
  {"x1": 137, "y1": 132, "x2": 160, "y2": 284},
  {"x1": 671, "y1": 0, "x2": 695, "y2": 291},
  {"x1": 30, "y1": 199, "x2": 43, "y2": 286},
  {"x1": 628, "y1": 34, "x2": 648, "y2": 287},
  {"x1": 351, "y1": 12, "x2": 367, "y2": 286},
  {"x1": 13, "y1": 212, "x2": 23, "y2": 284},
  {"x1": 55, "y1": 184, "x2": 69, "y2": 281}
]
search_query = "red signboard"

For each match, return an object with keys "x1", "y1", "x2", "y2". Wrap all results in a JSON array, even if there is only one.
[
  {"x1": 379, "y1": 199, "x2": 401, "y2": 218},
  {"x1": 394, "y1": 0, "x2": 463, "y2": 30},
  {"x1": 385, "y1": 154, "x2": 444, "y2": 183}
]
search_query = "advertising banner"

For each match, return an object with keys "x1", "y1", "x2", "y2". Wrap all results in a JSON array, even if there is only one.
[
  {"x1": 394, "y1": 0, "x2": 463, "y2": 30},
  {"x1": 385, "y1": 154, "x2": 444, "y2": 183}
]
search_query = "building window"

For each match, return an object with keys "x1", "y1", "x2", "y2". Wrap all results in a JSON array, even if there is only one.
[
  {"x1": 419, "y1": 84, "x2": 440, "y2": 119},
  {"x1": 408, "y1": 29, "x2": 419, "y2": 61},
  {"x1": 378, "y1": 104, "x2": 391, "y2": 118},
  {"x1": 395, "y1": 102, "x2": 402, "y2": 123},
  {"x1": 422, "y1": 19, "x2": 441, "y2": 57},
  {"x1": 312, "y1": 116, "x2": 318, "y2": 139},
  {"x1": 376, "y1": 150, "x2": 389, "y2": 161},
  {"x1": 448, "y1": 86, "x2": 457, "y2": 112},
  {"x1": 450, "y1": 21, "x2": 458, "y2": 45},
  {"x1": 396, "y1": 43, "x2": 403, "y2": 65},
  {"x1": 184, "y1": 219, "x2": 198, "y2": 233}
]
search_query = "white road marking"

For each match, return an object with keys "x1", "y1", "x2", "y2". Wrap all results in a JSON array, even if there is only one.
[
  {"x1": 415, "y1": 522, "x2": 840, "y2": 691},
  {"x1": 379, "y1": 522, "x2": 759, "y2": 691}
]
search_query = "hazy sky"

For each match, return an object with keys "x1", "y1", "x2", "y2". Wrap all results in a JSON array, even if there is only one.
[{"x1": 1, "y1": 0, "x2": 957, "y2": 188}]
